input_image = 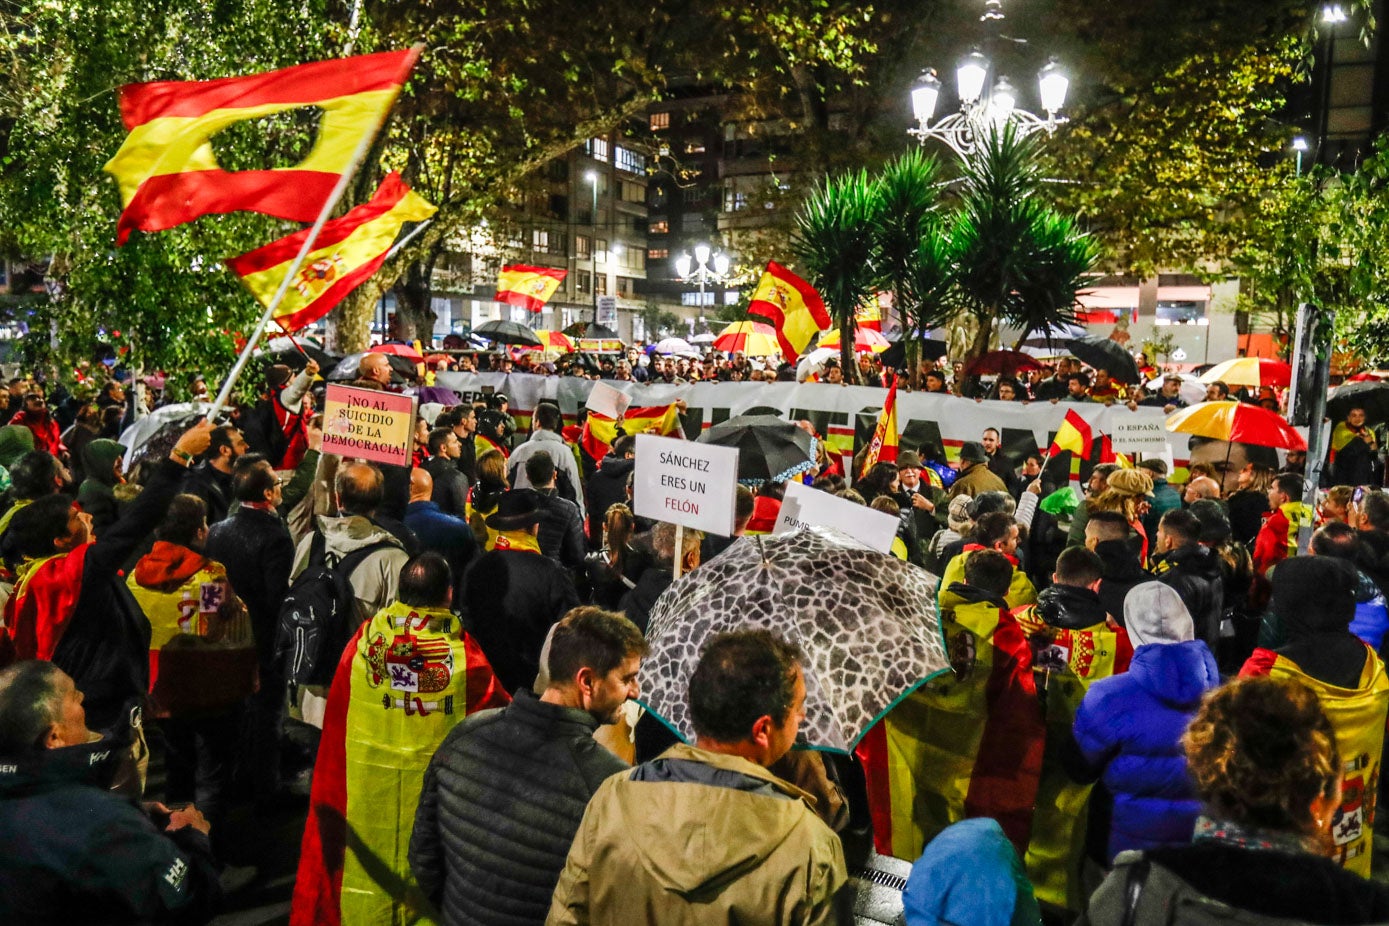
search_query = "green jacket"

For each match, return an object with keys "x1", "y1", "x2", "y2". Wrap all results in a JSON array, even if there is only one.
[{"x1": 547, "y1": 743, "x2": 849, "y2": 926}]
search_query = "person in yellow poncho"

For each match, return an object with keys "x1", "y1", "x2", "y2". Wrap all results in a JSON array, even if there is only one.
[{"x1": 1241, "y1": 556, "x2": 1389, "y2": 879}]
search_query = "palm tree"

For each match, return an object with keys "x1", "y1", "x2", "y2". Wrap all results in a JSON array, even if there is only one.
[
  {"x1": 792, "y1": 168, "x2": 882, "y2": 384},
  {"x1": 873, "y1": 149, "x2": 953, "y2": 387},
  {"x1": 949, "y1": 123, "x2": 1097, "y2": 362}
]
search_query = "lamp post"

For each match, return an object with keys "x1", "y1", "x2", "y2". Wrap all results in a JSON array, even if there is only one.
[
  {"x1": 585, "y1": 170, "x2": 599, "y2": 324},
  {"x1": 1292, "y1": 136, "x2": 1309, "y2": 176},
  {"x1": 909, "y1": 52, "x2": 1069, "y2": 157},
  {"x1": 674, "y1": 244, "x2": 731, "y2": 312}
]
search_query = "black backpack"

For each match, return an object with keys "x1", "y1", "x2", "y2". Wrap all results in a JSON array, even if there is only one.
[{"x1": 276, "y1": 532, "x2": 397, "y2": 688}]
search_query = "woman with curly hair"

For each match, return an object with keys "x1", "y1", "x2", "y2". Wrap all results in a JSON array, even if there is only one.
[
  {"x1": 1086, "y1": 468, "x2": 1154, "y2": 563},
  {"x1": 1083, "y1": 676, "x2": 1389, "y2": 923}
]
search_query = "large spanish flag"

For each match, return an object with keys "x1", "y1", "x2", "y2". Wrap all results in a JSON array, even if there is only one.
[
  {"x1": 496, "y1": 265, "x2": 567, "y2": 312},
  {"x1": 747, "y1": 261, "x2": 830, "y2": 363},
  {"x1": 581, "y1": 403, "x2": 681, "y2": 462},
  {"x1": 291, "y1": 601, "x2": 509, "y2": 926},
  {"x1": 1047, "y1": 409, "x2": 1093, "y2": 459},
  {"x1": 104, "y1": 49, "x2": 420, "y2": 245},
  {"x1": 225, "y1": 173, "x2": 435, "y2": 331},
  {"x1": 860, "y1": 374, "x2": 900, "y2": 475}
]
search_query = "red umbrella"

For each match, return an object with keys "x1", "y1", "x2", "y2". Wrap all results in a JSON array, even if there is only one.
[
  {"x1": 963, "y1": 350, "x2": 1045, "y2": 378},
  {"x1": 371, "y1": 342, "x2": 424, "y2": 363},
  {"x1": 1165, "y1": 401, "x2": 1306, "y2": 451}
]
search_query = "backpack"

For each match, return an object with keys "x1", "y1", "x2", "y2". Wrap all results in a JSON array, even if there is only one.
[
  {"x1": 276, "y1": 532, "x2": 398, "y2": 688},
  {"x1": 1080, "y1": 851, "x2": 1320, "y2": 926}
]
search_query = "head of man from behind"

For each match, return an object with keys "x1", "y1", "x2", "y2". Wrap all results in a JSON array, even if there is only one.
[
  {"x1": 541, "y1": 607, "x2": 648, "y2": 725},
  {"x1": 1052, "y1": 545, "x2": 1104, "y2": 592},
  {"x1": 687, "y1": 630, "x2": 806, "y2": 768},
  {"x1": 9, "y1": 451, "x2": 66, "y2": 501},
  {"x1": 533, "y1": 402, "x2": 562, "y2": 435},
  {"x1": 525, "y1": 451, "x2": 557, "y2": 492},
  {"x1": 335, "y1": 461, "x2": 384, "y2": 518},
  {"x1": 1085, "y1": 509, "x2": 1132, "y2": 551},
  {"x1": 1157, "y1": 508, "x2": 1202, "y2": 554},
  {"x1": 962, "y1": 549, "x2": 1014, "y2": 599},
  {"x1": 399, "y1": 551, "x2": 454, "y2": 611}
]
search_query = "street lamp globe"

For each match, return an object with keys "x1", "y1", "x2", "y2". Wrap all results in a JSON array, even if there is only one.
[
  {"x1": 1292, "y1": 137, "x2": 1309, "y2": 152},
  {"x1": 912, "y1": 69, "x2": 942, "y2": 123},
  {"x1": 584, "y1": 170, "x2": 597, "y2": 185},
  {"x1": 990, "y1": 78, "x2": 1017, "y2": 125},
  {"x1": 713, "y1": 252, "x2": 731, "y2": 276},
  {"x1": 1038, "y1": 59, "x2": 1069, "y2": 116},
  {"x1": 956, "y1": 50, "x2": 989, "y2": 106},
  {"x1": 694, "y1": 243, "x2": 711, "y2": 265},
  {"x1": 675, "y1": 254, "x2": 692, "y2": 278}
]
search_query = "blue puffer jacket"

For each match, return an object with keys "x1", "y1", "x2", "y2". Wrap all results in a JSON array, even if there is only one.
[
  {"x1": 1348, "y1": 570, "x2": 1389, "y2": 654},
  {"x1": 1072, "y1": 639, "x2": 1220, "y2": 861}
]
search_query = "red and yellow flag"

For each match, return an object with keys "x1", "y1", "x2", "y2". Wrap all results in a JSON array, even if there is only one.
[
  {"x1": 860, "y1": 375, "x2": 900, "y2": 475},
  {"x1": 104, "y1": 49, "x2": 419, "y2": 245},
  {"x1": 292, "y1": 601, "x2": 508, "y2": 926},
  {"x1": 580, "y1": 412, "x2": 619, "y2": 461},
  {"x1": 1048, "y1": 409, "x2": 1093, "y2": 460},
  {"x1": 225, "y1": 173, "x2": 435, "y2": 331},
  {"x1": 580, "y1": 404, "x2": 680, "y2": 462},
  {"x1": 1097, "y1": 435, "x2": 1131, "y2": 468},
  {"x1": 855, "y1": 297, "x2": 884, "y2": 332},
  {"x1": 747, "y1": 261, "x2": 830, "y2": 363},
  {"x1": 496, "y1": 265, "x2": 566, "y2": 312}
]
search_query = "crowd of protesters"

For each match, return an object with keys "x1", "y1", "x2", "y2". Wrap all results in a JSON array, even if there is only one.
[{"x1": 0, "y1": 340, "x2": 1388, "y2": 926}]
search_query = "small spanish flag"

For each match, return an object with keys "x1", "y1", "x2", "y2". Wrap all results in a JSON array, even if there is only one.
[
  {"x1": 855, "y1": 297, "x2": 884, "y2": 332},
  {"x1": 104, "y1": 49, "x2": 420, "y2": 245},
  {"x1": 860, "y1": 374, "x2": 900, "y2": 476},
  {"x1": 1047, "y1": 409, "x2": 1094, "y2": 460},
  {"x1": 1098, "y1": 435, "x2": 1132, "y2": 468},
  {"x1": 225, "y1": 173, "x2": 435, "y2": 331},
  {"x1": 580, "y1": 412, "x2": 618, "y2": 461},
  {"x1": 496, "y1": 265, "x2": 566, "y2": 312},
  {"x1": 747, "y1": 261, "x2": 830, "y2": 363}
]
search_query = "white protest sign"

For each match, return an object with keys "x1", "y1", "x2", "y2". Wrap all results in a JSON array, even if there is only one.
[
  {"x1": 585, "y1": 380, "x2": 632, "y2": 420},
  {"x1": 633, "y1": 433, "x2": 739, "y2": 536},
  {"x1": 1108, "y1": 419, "x2": 1172, "y2": 454},
  {"x1": 773, "y1": 480, "x2": 899, "y2": 554}
]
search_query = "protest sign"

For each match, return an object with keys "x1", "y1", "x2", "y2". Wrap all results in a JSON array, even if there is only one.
[
  {"x1": 632, "y1": 433, "x2": 739, "y2": 537},
  {"x1": 1107, "y1": 419, "x2": 1171, "y2": 454},
  {"x1": 774, "y1": 480, "x2": 899, "y2": 554},
  {"x1": 321, "y1": 384, "x2": 416, "y2": 467},
  {"x1": 585, "y1": 380, "x2": 632, "y2": 420}
]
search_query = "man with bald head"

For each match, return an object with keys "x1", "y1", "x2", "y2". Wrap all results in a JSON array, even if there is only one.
[
  {"x1": 404, "y1": 467, "x2": 477, "y2": 597},
  {"x1": 355, "y1": 352, "x2": 394, "y2": 389},
  {"x1": 1183, "y1": 475, "x2": 1222, "y2": 505}
]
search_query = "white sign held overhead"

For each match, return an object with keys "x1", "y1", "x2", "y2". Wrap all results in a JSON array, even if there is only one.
[
  {"x1": 632, "y1": 433, "x2": 739, "y2": 536},
  {"x1": 773, "y1": 480, "x2": 899, "y2": 555},
  {"x1": 596, "y1": 295, "x2": 618, "y2": 327},
  {"x1": 584, "y1": 381, "x2": 632, "y2": 420},
  {"x1": 1108, "y1": 419, "x2": 1171, "y2": 454}
]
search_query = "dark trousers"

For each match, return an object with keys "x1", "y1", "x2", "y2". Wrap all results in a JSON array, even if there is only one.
[
  {"x1": 241, "y1": 662, "x2": 287, "y2": 799},
  {"x1": 160, "y1": 710, "x2": 240, "y2": 831}
]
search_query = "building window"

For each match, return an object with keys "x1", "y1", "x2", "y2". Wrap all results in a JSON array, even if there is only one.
[
  {"x1": 531, "y1": 229, "x2": 550, "y2": 254},
  {"x1": 616, "y1": 276, "x2": 634, "y2": 297},
  {"x1": 684, "y1": 142, "x2": 706, "y2": 155},
  {"x1": 682, "y1": 186, "x2": 703, "y2": 204},
  {"x1": 585, "y1": 137, "x2": 609, "y2": 162},
  {"x1": 724, "y1": 190, "x2": 748, "y2": 212},
  {"x1": 616, "y1": 146, "x2": 646, "y2": 174},
  {"x1": 620, "y1": 180, "x2": 645, "y2": 203},
  {"x1": 649, "y1": 219, "x2": 669, "y2": 235},
  {"x1": 724, "y1": 291, "x2": 741, "y2": 305},
  {"x1": 595, "y1": 273, "x2": 608, "y2": 296},
  {"x1": 649, "y1": 111, "x2": 670, "y2": 130},
  {"x1": 648, "y1": 248, "x2": 669, "y2": 260},
  {"x1": 575, "y1": 235, "x2": 591, "y2": 259},
  {"x1": 575, "y1": 270, "x2": 591, "y2": 294},
  {"x1": 596, "y1": 238, "x2": 608, "y2": 262},
  {"x1": 681, "y1": 291, "x2": 716, "y2": 307}
]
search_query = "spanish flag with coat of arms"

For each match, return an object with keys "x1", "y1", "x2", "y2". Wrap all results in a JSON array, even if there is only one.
[
  {"x1": 291, "y1": 601, "x2": 509, "y2": 926},
  {"x1": 104, "y1": 49, "x2": 420, "y2": 245},
  {"x1": 747, "y1": 261, "x2": 830, "y2": 363},
  {"x1": 496, "y1": 265, "x2": 567, "y2": 312},
  {"x1": 225, "y1": 172, "x2": 435, "y2": 331}
]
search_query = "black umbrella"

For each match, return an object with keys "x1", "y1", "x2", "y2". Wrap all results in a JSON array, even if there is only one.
[
  {"x1": 326, "y1": 352, "x2": 417, "y2": 383},
  {"x1": 696, "y1": 414, "x2": 816, "y2": 485},
  {"x1": 1066, "y1": 335, "x2": 1141, "y2": 384},
  {"x1": 258, "y1": 343, "x2": 341, "y2": 372},
  {"x1": 1019, "y1": 323, "x2": 1086, "y2": 348},
  {"x1": 562, "y1": 321, "x2": 620, "y2": 340},
  {"x1": 474, "y1": 319, "x2": 543, "y2": 347},
  {"x1": 1328, "y1": 380, "x2": 1389, "y2": 425},
  {"x1": 879, "y1": 338, "x2": 948, "y2": 371}
]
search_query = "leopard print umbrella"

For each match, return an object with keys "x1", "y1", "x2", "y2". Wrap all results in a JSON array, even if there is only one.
[{"x1": 639, "y1": 526, "x2": 949, "y2": 753}]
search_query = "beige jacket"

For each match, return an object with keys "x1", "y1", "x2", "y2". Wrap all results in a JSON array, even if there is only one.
[{"x1": 547, "y1": 743, "x2": 849, "y2": 926}]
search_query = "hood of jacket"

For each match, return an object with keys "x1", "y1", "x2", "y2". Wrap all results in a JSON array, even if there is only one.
[
  {"x1": 0, "y1": 423, "x2": 34, "y2": 469},
  {"x1": 315, "y1": 514, "x2": 405, "y2": 559},
  {"x1": 1157, "y1": 542, "x2": 1222, "y2": 582},
  {"x1": 1094, "y1": 539, "x2": 1148, "y2": 581},
  {"x1": 903, "y1": 818, "x2": 1041, "y2": 926},
  {"x1": 0, "y1": 704, "x2": 139, "y2": 799},
  {"x1": 595, "y1": 455, "x2": 635, "y2": 480},
  {"x1": 1035, "y1": 583, "x2": 1108, "y2": 630},
  {"x1": 1128, "y1": 639, "x2": 1219, "y2": 707},
  {"x1": 943, "y1": 582, "x2": 1010, "y2": 612},
  {"x1": 1123, "y1": 581, "x2": 1195, "y2": 647},
  {"x1": 615, "y1": 744, "x2": 817, "y2": 896},
  {"x1": 81, "y1": 439, "x2": 124, "y2": 488},
  {"x1": 132, "y1": 540, "x2": 208, "y2": 590}
]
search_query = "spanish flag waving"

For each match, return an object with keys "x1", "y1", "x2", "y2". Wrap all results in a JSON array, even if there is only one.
[
  {"x1": 291, "y1": 601, "x2": 508, "y2": 926},
  {"x1": 496, "y1": 265, "x2": 567, "y2": 312},
  {"x1": 860, "y1": 374, "x2": 900, "y2": 475},
  {"x1": 747, "y1": 261, "x2": 830, "y2": 363},
  {"x1": 580, "y1": 403, "x2": 682, "y2": 461},
  {"x1": 1048, "y1": 409, "x2": 1093, "y2": 459},
  {"x1": 225, "y1": 173, "x2": 435, "y2": 331},
  {"x1": 104, "y1": 49, "x2": 420, "y2": 245}
]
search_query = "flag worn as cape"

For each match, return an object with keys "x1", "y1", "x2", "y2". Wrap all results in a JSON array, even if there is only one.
[
  {"x1": 104, "y1": 49, "x2": 419, "y2": 245},
  {"x1": 1241, "y1": 645, "x2": 1389, "y2": 878},
  {"x1": 747, "y1": 262, "x2": 830, "y2": 363},
  {"x1": 860, "y1": 374, "x2": 900, "y2": 475},
  {"x1": 225, "y1": 173, "x2": 436, "y2": 331},
  {"x1": 291, "y1": 601, "x2": 509, "y2": 926},
  {"x1": 496, "y1": 265, "x2": 566, "y2": 312},
  {"x1": 856, "y1": 597, "x2": 1044, "y2": 860}
]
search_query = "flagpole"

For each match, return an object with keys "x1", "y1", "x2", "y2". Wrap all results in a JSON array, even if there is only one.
[
  {"x1": 384, "y1": 217, "x2": 432, "y2": 261},
  {"x1": 208, "y1": 43, "x2": 424, "y2": 422}
]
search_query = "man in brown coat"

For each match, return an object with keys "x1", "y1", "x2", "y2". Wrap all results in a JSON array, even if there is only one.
[{"x1": 949, "y1": 441, "x2": 1007, "y2": 499}]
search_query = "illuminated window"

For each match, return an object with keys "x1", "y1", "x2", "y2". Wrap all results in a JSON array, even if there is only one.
[
  {"x1": 648, "y1": 248, "x2": 669, "y2": 259},
  {"x1": 649, "y1": 112, "x2": 670, "y2": 130}
]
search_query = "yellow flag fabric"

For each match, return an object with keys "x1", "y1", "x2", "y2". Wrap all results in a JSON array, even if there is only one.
[
  {"x1": 1266, "y1": 650, "x2": 1389, "y2": 878},
  {"x1": 746, "y1": 261, "x2": 831, "y2": 363},
  {"x1": 939, "y1": 549, "x2": 1038, "y2": 610}
]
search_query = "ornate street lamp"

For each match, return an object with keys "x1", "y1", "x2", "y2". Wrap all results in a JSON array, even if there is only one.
[
  {"x1": 909, "y1": 51, "x2": 1069, "y2": 158},
  {"x1": 674, "y1": 245, "x2": 731, "y2": 328}
]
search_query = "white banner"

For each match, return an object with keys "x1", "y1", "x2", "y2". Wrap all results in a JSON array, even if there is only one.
[
  {"x1": 436, "y1": 372, "x2": 1183, "y2": 478},
  {"x1": 774, "y1": 480, "x2": 899, "y2": 554}
]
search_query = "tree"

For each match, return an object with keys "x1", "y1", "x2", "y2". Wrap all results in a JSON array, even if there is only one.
[{"x1": 791, "y1": 168, "x2": 882, "y2": 384}]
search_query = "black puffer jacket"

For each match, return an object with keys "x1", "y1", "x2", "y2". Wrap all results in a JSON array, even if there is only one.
[
  {"x1": 1150, "y1": 542, "x2": 1224, "y2": 648},
  {"x1": 423, "y1": 456, "x2": 470, "y2": 519},
  {"x1": 204, "y1": 505, "x2": 295, "y2": 670},
  {"x1": 409, "y1": 688, "x2": 627, "y2": 926},
  {"x1": 584, "y1": 454, "x2": 634, "y2": 534},
  {"x1": 461, "y1": 549, "x2": 580, "y2": 693}
]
